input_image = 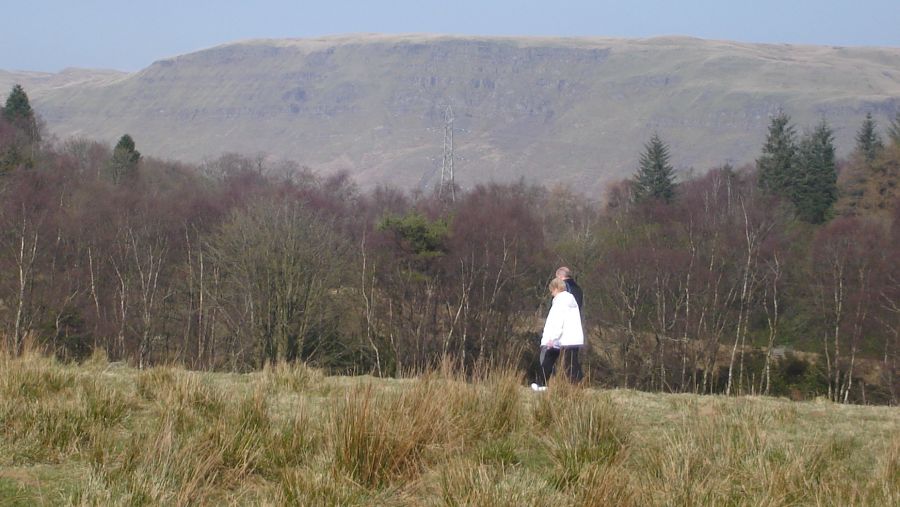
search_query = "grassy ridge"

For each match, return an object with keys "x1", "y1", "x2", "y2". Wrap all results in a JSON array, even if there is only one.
[
  {"x1": 1, "y1": 352, "x2": 897, "y2": 506},
  {"x1": 10, "y1": 36, "x2": 900, "y2": 193}
]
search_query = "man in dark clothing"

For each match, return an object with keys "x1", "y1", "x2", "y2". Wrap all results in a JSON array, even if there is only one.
[
  {"x1": 558, "y1": 267, "x2": 583, "y2": 310},
  {"x1": 556, "y1": 266, "x2": 584, "y2": 382}
]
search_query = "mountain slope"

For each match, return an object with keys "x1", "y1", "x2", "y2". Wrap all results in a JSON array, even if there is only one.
[{"x1": 8, "y1": 35, "x2": 900, "y2": 194}]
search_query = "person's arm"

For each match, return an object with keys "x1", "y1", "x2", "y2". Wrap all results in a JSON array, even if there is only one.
[
  {"x1": 541, "y1": 297, "x2": 563, "y2": 348},
  {"x1": 565, "y1": 279, "x2": 584, "y2": 313}
]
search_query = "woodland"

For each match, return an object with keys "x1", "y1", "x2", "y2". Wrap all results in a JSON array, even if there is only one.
[{"x1": 1, "y1": 84, "x2": 898, "y2": 404}]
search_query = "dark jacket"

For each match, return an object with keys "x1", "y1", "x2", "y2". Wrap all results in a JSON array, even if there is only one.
[{"x1": 564, "y1": 278, "x2": 584, "y2": 313}]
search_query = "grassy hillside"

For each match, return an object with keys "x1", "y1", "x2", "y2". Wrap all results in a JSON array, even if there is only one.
[
  {"x1": 1, "y1": 352, "x2": 897, "y2": 505},
  {"x1": 4, "y1": 35, "x2": 900, "y2": 195},
  {"x1": 0, "y1": 68, "x2": 127, "y2": 95}
]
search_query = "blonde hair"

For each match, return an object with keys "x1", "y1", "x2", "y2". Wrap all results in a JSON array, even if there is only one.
[{"x1": 548, "y1": 278, "x2": 567, "y2": 293}]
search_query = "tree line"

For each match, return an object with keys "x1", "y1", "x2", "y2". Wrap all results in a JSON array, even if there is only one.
[{"x1": 1, "y1": 85, "x2": 898, "y2": 403}]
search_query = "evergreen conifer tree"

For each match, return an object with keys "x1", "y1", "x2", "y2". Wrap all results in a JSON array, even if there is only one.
[
  {"x1": 3, "y1": 84, "x2": 34, "y2": 123},
  {"x1": 1, "y1": 84, "x2": 39, "y2": 171},
  {"x1": 757, "y1": 111, "x2": 797, "y2": 196},
  {"x1": 794, "y1": 120, "x2": 837, "y2": 223},
  {"x1": 855, "y1": 112, "x2": 883, "y2": 164},
  {"x1": 633, "y1": 133, "x2": 676, "y2": 203},
  {"x1": 108, "y1": 134, "x2": 141, "y2": 183}
]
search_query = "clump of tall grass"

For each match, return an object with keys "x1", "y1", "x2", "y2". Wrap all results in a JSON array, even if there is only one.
[
  {"x1": 325, "y1": 360, "x2": 528, "y2": 491},
  {"x1": 330, "y1": 379, "x2": 454, "y2": 489},
  {"x1": 78, "y1": 363, "x2": 329, "y2": 504},
  {"x1": 0, "y1": 354, "x2": 131, "y2": 464},
  {"x1": 631, "y1": 398, "x2": 899, "y2": 506},
  {"x1": 430, "y1": 453, "x2": 636, "y2": 506},
  {"x1": 436, "y1": 364, "x2": 525, "y2": 442},
  {"x1": 135, "y1": 367, "x2": 224, "y2": 412},
  {"x1": 876, "y1": 436, "x2": 900, "y2": 505},
  {"x1": 135, "y1": 367, "x2": 227, "y2": 434},
  {"x1": 435, "y1": 458, "x2": 547, "y2": 506},
  {"x1": 75, "y1": 413, "x2": 226, "y2": 505},
  {"x1": 531, "y1": 385, "x2": 631, "y2": 491},
  {"x1": 203, "y1": 389, "x2": 270, "y2": 478},
  {"x1": 790, "y1": 433, "x2": 900, "y2": 506},
  {"x1": 634, "y1": 397, "x2": 789, "y2": 505},
  {"x1": 0, "y1": 351, "x2": 74, "y2": 400},
  {"x1": 255, "y1": 360, "x2": 323, "y2": 393},
  {"x1": 261, "y1": 402, "x2": 320, "y2": 473},
  {"x1": 277, "y1": 458, "x2": 377, "y2": 506},
  {"x1": 571, "y1": 462, "x2": 638, "y2": 507},
  {"x1": 77, "y1": 380, "x2": 278, "y2": 504}
]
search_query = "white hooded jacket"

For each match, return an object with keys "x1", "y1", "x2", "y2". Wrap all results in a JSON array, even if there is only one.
[{"x1": 541, "y1": 290, "x2": 584, "y2": 348}]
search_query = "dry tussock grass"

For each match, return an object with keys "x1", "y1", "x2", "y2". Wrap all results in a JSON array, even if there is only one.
[{"x1": 0, "y1": 353, "x2": 896, "y2": 506}]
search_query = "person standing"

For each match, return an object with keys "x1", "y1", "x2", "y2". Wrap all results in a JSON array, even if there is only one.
[
  {"x1": 556, "y1": 266, "x2": 584, "y2": 382},
  {"x1": 532, "y1": 278, "x2": 584, "y2": 391}
]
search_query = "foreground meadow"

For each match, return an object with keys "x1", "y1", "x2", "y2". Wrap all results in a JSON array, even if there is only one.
[{"x1": 0, "y1": 353, "x2": 897, "y2": 506}]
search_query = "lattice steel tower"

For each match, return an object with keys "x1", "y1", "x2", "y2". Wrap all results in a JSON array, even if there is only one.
[{"x1": 439, "y1": 104, "x2": 456, "y2": 201}]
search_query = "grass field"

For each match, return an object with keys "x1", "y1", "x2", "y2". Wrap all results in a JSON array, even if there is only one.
[{"x1": 1, "y1": 351, "x2": 897, "y2": 506}]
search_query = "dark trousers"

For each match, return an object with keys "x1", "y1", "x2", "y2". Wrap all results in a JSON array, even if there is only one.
[
  {"x1": 561, "y1": 347, "x2": 584, "y2": 383},
  {"x1": 537, "y1": 346, "x2": 560, "y2": 386}
]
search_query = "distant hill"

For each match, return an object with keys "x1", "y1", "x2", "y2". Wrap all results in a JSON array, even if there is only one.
[
  {"x1": 4, "y1": 35, "x2": 900, "y2": 195},
  {"x1": 0, "y1": 67, "x2": 128, "y2": 94}
]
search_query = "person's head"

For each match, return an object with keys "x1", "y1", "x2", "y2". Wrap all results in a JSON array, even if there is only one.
[
  {"x1": 555, "y1": 266, "x2": 572, "y2": 280},
  {"x1": 548, "y1": 278, "x2": 567, "y2": 296}
]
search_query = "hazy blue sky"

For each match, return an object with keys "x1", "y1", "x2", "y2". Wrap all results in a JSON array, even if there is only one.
[{"x1": 4, "y1": 0, "x2": 900, "y2": 72}]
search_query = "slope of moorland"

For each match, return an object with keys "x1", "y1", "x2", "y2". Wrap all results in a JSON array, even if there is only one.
[
  {"x1": 0, "y1": 353, "x2": 898, "y2": 505},
  {"x1": 0, "y1": 68, "x2": 128, "y2": 94},
  {"x1": 3, "y1": 34, "x2": 900, "y2": 194}
]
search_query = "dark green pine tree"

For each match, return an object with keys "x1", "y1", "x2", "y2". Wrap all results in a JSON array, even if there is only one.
[
  {"x1": 794, "y1": 120, "x2": 838, "y2": 223},
  {"x1": 108, "y1": 134, "x2": 142, "y2": 183},
  {"x1": 855, "y1": 112, "x2": 883, "y2": 164},
  {"x1": 757, "y1": 111, "x2": 797, "y2": 196},
  {"x1": 1, "y1": 84, "x2": 39, "y2": 171},
  {"x1": 633, "y1": 133, "x2": 676, "y2": 203},
  {"x1": 3, "y1": 84, "x2": 34, "y2": 123}
]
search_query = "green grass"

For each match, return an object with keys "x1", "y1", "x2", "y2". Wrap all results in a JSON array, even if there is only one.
[{"x1": 1, "y1": 352, "x2": 897, "y2": 506}]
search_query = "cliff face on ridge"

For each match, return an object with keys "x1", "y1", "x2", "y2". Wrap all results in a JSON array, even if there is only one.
[{"x1": 4, "y1": 35, "x2": 900, "y2": 194}]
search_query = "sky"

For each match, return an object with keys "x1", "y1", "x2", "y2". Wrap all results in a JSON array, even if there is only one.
[{"x1": 4, "y1": 0, "x2": 900, "y2": 72}]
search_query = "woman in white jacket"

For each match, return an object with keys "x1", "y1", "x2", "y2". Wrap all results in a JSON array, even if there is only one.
[{"x1": 532, "y1": 278, "x2": 584, "y2": 391}]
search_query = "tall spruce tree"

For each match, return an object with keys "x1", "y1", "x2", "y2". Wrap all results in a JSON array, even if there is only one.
[
  {"x1": 3, "y1": 84, "x2": 34, "y2": 123},
  {"x1": 633, "y1": 133, "x2": 676, "y2": 203},
  {"x1": 757, "y1": 111, "x2": 797, "y2": 196},
  {"x1": 108, "y1": 134, "x2": 141, "y2": 183},
  {"x1": 855, "y1": 112, "x2": 883, "y2": 164},
  {"x1": 1, "y1": 84, "x2": 39, "y2": 171},
  {"x1": 794, "y1": 120, "x2": 838, "y2": 223}
]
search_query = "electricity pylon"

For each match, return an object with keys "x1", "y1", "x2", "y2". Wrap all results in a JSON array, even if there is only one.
[{"x1": 439, "y1": 104, "x2": 456, "y2": 201}]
